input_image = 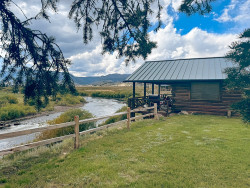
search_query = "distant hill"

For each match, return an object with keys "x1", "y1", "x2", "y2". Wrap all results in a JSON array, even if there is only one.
[
  {"x1": 71, "y1": 74, "x2": 130, "y2": 85},
  {"x1": 1, "y1": 72, "x2": 130, "y2": 86}
]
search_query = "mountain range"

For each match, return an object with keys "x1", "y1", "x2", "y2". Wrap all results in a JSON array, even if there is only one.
[
  {"x1": 71, "y1": 74, "x2": 130, "y2": 85},
  {"x1": 1, "y1": 72, "x2": 130, "y2": 86}
]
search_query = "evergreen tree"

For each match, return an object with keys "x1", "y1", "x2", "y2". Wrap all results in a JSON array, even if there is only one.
[
  {"x1": 225, "y1": 29, "x2": 250, "y2": 122},
  {"x1": 0, "y1": 0, "x2": 76, "y2": 110},
  {"x1": 179, "y1": 0, "x2": 215, "y2": 15},
  {"x1": 0, "y1": 0, "x2": 162, "y2": 109},
  {"x1": 179, "y1": 1, "x2": 250, "y2": 122}
]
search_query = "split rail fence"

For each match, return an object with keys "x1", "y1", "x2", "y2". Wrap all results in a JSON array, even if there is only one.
[{"x1": 0, "y1": 104, "x2": 158, "y2": 156}]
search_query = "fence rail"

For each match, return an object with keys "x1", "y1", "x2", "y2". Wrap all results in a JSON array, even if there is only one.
[{"x1": 0, "y1": 104, "x2": 157, "y2": 156}]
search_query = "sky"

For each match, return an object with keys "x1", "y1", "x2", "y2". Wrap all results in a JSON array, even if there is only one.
[{"x1": 9, "y1": 0, "x2": 250, "y2": 77}]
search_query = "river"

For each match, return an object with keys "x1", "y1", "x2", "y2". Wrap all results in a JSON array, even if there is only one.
[{"x1": 0, "y1": 97, "x2": 126, "y2": 151}]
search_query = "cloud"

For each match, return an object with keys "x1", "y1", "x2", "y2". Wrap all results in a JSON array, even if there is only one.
[
  {"x1": 148, "y1": 24, "x2": 237, "y2": 60},
  {"x1": 5, "y1": 0, "x2": 241, "y2": 77},
  {"x1": 214, "y1": 0, "x2": 250, "y2": 32},
  {"x1": 69, "y1": 44, "x2": 142, "y2": 76},
  {"x1": 69, "y1": 22, "x2": 237, "y2": 76}
]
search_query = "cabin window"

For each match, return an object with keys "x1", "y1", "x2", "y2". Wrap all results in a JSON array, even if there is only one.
[{"x1": 191, "y1": 82, "x2": 220, "y2": 100}]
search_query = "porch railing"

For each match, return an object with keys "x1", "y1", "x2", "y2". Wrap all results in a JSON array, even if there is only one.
[{"x1": 128, "y1": 94, "x2": 173, "y2": 110}]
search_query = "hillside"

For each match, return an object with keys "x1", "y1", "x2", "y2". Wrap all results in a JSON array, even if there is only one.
[{"x1": 71, "y1": 74, "x2": 130, "y2": 85}]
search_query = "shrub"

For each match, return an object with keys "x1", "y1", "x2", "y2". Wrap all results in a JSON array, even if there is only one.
[
  {"x1": 0, "y1": 104, "x2": 36, "y2": 121},
  {"x1": 0, "y1": 98, "x2": 8, "y2": 107},
  {"x1": 57, "y1": 94, "x2": 86, "y2": 106},
  {"x1": 5, "y1": 94, "x2": 18, "y2": 104},
  {"x1": 79, "y1": 92, "x2": 88, "y2": 96},
  {"x1": 0, "y1": 94, "x2": 18, "y2": 107},
  {"x1": 90, "y1": 91, "x2": 132, "y2": 99},
  {"x1": 26, "y1": 98, "x2": 36, "y2": 106},
  {"x1": 37, "y1": 109, "x2": 94, "y2": 140},
  {"x1": 101, "y1": 106, "x2": 127, "y2": 125}
]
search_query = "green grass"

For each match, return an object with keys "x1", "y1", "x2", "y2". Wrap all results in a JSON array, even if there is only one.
[{"x1": 0, "y1": 115, "x2": 249, "y2": 187}]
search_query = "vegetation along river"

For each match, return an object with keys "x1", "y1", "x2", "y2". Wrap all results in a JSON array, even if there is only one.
[{"x1": 0, "y1": 97, "x2": 126, "y2": 151}]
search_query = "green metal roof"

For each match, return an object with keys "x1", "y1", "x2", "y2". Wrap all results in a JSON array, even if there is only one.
[{"x1": 125, "y1": 57, "x2": 235, "y2": 82}]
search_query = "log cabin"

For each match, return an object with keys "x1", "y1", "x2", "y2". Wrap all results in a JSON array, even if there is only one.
[{"x1": 124, "y1": 57, "x2": 242, "y2": 116}]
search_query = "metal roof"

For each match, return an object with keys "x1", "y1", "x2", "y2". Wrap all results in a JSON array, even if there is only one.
[{"x1": 125, "y1": 57, "x2": 235, "y2": 82}]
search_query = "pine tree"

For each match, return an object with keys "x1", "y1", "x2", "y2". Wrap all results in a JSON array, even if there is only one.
[
  {"x1": 179, "y1": 0, "x2": 215, "y2": 15},
  {"x1": 0, "y1": 0, "x2": 162, "y2": 109},
  {"x1": 0, "y1": 0, "x2": 76, "y2": 110},
  {"x1": 225, "y1": 29, "x2": 250, "y2": 122}
]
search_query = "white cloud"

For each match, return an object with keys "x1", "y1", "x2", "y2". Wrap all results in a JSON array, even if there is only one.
[
  {"x1": 148, "y1": 24, "x2": 237, "y2": 61},
  {"x1": 69, "y1": 45, "x2": 142, "y2": 76},
  {"x1": 4, "y1": 0, "x2": 242, "y2": 77},
  {"x1": 215, "y1": 0, "x2": 250, "y2": 32},
  {"x1": 171, "y1": 0, "x2": 183, "y2": 12}
]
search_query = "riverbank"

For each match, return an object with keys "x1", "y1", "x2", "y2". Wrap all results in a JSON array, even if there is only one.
[
  {"x1": 0, "y1": 85, "x2": 134, "y2": 122},
  {"x1": 0, "y1": 102, "x2": 86, "y2": 125},
  {"x1": 0, "y1": 87, "x2": 86, "y2": 122},
  {"x1": 0, "y1": 97, "x2": 126, "y2": 151}
]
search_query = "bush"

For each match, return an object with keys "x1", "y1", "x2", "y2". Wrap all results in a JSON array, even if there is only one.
[
  {"x1": 90, "y1": 91, "x2": 133, "y2": 99},
  {"x1": 57, "y1": 94, "x2": 86, "y2": 106},
  {"x1": 4, "y1": 94, "x2": 18, "y2": 104},
  {"x1": 26, "y1": 98, "x2": 36, "y2": 106},
  {"x1": 0, "y1": 104, "x2": 36, "y2": 121},
  {"x1": 79, "y1": 92, "x2": 88, "y2": 96},
  {"x1": 0, "y1": 94, "x2": 19, "y2": 107},
  {"x1": 101, "y1": 106, "x2": 127, "y2": 125},
  {"x1": 231, "y1": 98, "x2": 250, "y2": 123},
  {"x1": 37, "y1": 109, "x2": 94, "y2": 140}
]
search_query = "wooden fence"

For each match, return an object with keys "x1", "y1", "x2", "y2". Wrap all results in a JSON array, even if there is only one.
[{"x1": 0, "y1": 104, "x2": 158, "y2": 156}]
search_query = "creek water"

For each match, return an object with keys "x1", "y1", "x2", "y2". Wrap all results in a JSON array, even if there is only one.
[{"x1": 0, "y1": 97, "x2": 126, "y2": 151}]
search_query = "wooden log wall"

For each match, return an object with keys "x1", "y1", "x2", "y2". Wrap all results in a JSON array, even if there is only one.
[{"x1": 172, "y1": 82, "x2": 242, "y2": 116}]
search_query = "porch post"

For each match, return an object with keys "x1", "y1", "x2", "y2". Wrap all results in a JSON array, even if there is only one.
[
  {"x1": 132, "y1": 82, "x2": 136, "y2": 118},
  {"x1": 158, "y1": 84, "x2": 161, "y2": 96},
  {"x1": 152, "y1": 83, "x2": 154, "y2": 94},
  {"x1": 144, "y1": 83, "x2": 146, "y2": 98},
  {"x1": 133, "y1": 82, "x2": 135, "y2": 98}
]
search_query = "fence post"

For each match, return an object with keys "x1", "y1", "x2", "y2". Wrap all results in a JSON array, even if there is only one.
[
  {"x1": 127, "y1": 107, "x2": 131, "y2": 130},
  {"x1": 166, "y1": 100, "x2": 169, "y2": 117},
  {"x1": 74, "y1": 115, "x2": 80, "y2": 149},
  {"x1": 154, "y1": 103, "x2": 159, "y2": 120}
]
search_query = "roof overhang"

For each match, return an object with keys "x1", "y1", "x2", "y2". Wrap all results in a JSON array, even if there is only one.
[
  {"x1": 124, "y1": 57, "x2": 234, "y2": 83},
  {"x1": 124, "y1": 79, "x2": 224, "y2": 84}
]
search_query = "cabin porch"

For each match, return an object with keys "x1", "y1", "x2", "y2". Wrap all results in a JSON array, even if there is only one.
[{"x1": 127, "y1": 82, "x2": 173, "y2": 115}]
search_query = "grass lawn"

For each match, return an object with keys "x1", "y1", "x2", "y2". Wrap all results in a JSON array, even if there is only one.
[{"x1": 0, "y1": 115, "x2": 249, "y2": 187}]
